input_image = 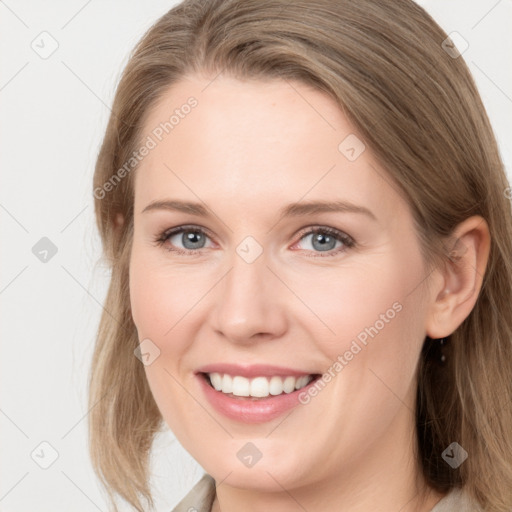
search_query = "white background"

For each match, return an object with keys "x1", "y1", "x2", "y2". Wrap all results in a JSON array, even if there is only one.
[{"x1": 1, "y1": 1, "x2": 511, "y2": 510}]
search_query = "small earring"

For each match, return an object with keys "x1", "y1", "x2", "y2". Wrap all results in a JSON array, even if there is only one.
[{"x1": 439, "y1": 338, "x2": 447, "y2": 365}]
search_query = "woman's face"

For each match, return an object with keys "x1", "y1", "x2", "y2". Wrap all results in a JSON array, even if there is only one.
[{"x1": 129, "y1": 74, "x2": 436, "y2": 492}]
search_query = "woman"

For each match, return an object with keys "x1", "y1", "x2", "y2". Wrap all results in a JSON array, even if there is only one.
[{"x1": 89, "y1": 0, "x2": 512, "y2": 511}]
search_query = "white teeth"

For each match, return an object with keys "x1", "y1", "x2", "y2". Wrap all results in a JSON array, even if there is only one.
[
  {"x1": 221, "y1": 374, "x2": 233, "y2": 393},
  {"x1": 269, "y1": 376, "x2": 283, "y2": 395},
  {"x1": 283, "y1": 376, "x2": 296, "y2": 393},
  {"x1": 250, "y1": 377, "x2": 269, "y2": 397},
  {"x1": 295, "y1": 375, "x2": 310, "y2": 389},
  {"x1": 207, "y1": 373, "x2": 313, "y2": 398},
  {"x1": 232, "y1": 376, "x2": 250, "y2": 397},
  {"x1": 210, "y1": 372, "x2": 223, "y2": 391}
]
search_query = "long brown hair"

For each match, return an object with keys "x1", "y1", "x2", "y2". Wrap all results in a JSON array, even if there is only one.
[{"x1": 89, "y1": 0, "x2": 512, "y2": 510}]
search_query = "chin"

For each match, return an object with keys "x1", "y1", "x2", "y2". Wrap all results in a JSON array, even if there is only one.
[{"x1": 198, "y1": 443, "x2": 313, "y2": 492}]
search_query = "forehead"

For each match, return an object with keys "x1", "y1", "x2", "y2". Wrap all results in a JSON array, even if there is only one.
[{"x1": 133, "y1": 74, "x2": 407, "y2": 224}]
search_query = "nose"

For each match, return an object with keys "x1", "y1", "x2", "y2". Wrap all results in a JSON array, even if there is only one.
[{"x1": 211, "y1": 248, "x2": 288, "y2": 345}]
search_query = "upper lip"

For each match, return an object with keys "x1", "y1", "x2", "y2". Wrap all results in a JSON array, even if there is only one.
[{"x1": 196, "y1": 363, "x2": 318, "y2": 378}]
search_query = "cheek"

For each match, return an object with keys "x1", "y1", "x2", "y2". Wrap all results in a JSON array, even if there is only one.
[
  {"x1": 300, "y1": 247, "x2": 428, "y2": 392},
  {"x1": 129, "y1": 247, "x2": 201, "y2": 349},
  {"x1": 129, "y1": 251, "x2": 207, "y2": 439},
  {"x1": 283, "y1": 251, "x2": 427, "y2": 467}
]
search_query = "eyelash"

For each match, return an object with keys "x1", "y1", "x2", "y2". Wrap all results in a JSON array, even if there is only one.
[{"x1": 153, "y1": 224, "x2": 356, "y2": 258}]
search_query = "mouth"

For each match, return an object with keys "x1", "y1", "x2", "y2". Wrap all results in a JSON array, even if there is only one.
[
  {"x1": 195, "y1": 363, "x2": 323, "y2": 423},
  {"x1": 200, "y1": 372, "x2": 321, "y2": 399}
]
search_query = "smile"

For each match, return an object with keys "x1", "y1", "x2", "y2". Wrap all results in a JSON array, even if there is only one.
[
  {"x1": 195, "y1": 364, "x2": 322, "y2": 423},
  {"x1": 205, "y1": 372, "x2": 314, "y2": 398}
]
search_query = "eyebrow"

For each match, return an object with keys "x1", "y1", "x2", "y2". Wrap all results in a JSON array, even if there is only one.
[{"x1": 142, "y1": 199, "x2": 377, "y2": 221}]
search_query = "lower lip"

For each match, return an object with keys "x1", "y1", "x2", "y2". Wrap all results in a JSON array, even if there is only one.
[{"x1": 197, "y1": 373, "x2": 319, "y2": 424}]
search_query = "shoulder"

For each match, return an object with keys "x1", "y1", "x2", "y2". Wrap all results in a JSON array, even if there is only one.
[
  {"x1": 430, "y1": 487, "x2": 483, "y2": 512},
  {"x1": 170, "y1": 473, "x2": 216, "y2": 512}
]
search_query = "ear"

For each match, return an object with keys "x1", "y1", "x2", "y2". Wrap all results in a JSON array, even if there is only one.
[{"x1": 425, "y1": 215, "x2": 491, "y2": 339}]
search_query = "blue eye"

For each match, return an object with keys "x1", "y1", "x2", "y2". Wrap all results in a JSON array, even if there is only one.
[
  {"x1": 155, "y1": 226, "x2": 213, "y2": 254},
  {"x1": 294, "y1": 227, "x2": 354, "y2": 256},
  {"x1": 154, "y1": 225, "x2": 355, "y2": 257}
]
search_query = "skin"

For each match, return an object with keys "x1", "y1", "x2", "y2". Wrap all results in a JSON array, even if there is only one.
[{"x1": 126, "y1": 73, "x2": 490, "y2": 511}]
